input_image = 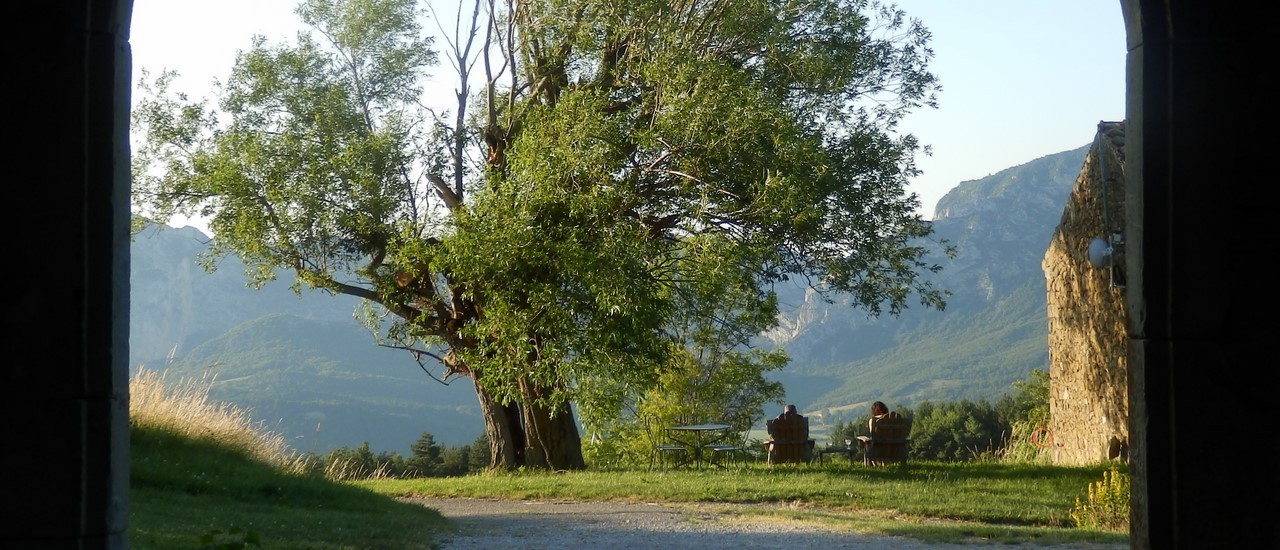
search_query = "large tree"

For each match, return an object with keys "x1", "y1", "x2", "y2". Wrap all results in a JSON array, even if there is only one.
[{"x1": 132, "y1": 0, "x2": 949, "y2": 471}]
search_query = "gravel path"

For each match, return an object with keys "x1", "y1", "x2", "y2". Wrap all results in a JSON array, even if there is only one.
[{"x1": 402, "y1": 497, "x2": 1128, "y2": 549}]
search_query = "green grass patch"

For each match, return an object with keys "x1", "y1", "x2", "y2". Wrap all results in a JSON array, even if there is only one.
[
  {"x1": 355, "y1": 461, "x2": 1128, "y2": 546},
  {"x1": 128, "y1": 366, "x2": 1127, "y2": 548},
  {"x1": 130, "y1": 427, "x2": 448, "y2": 549}
]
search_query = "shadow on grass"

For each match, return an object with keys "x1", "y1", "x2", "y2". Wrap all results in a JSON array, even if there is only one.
[{"x1": 130, "y1": 427, "x2": 449, "y2": 549}]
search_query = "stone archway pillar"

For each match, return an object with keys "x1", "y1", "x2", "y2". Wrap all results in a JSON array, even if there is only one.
[
  {"x1": 1123, "y1": 1, "x2": 1277, "y2": 547},
  {"x1": 3, "y1": 2, "x2": 133, "y2": 547}
]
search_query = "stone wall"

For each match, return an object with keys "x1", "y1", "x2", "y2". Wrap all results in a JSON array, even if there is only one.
[{"x1": 1041, "y1": 122, "x2": 1129, "y2": 466}]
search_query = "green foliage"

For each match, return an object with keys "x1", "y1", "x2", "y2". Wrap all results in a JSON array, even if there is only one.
[
  {"x1": 908, "y1": 400, "x2": 1005, "y2": 461},
  {"x1": 314, "y1": 432, "x2": 489, "y2": 479},
  {"x1": 1070, "y1": 464, "x2": 1131, "y2": 532},
  {"x1": 578, "y1": 238, "x2": 788, "y2": 467},
  {"x1": 407, "y1": 431, "x2": 442, "y2": 476},
  {"x1": 132, "y1": 0, "x2": 950, "y2": 469},
  {"x1": 434, "y1": 431, "x2": 490, "y2": 476},
  {"x1": 579, "y1": 337, "x2": 787, "y2": 468},
  {"x1": 318, "y1": 442, "x2": 386, "y2": 479},
  {"x1": 470, "y1": 433, "x2": 493, "y2": 471},
  {"x1": 998, "y1": 368, "x2": 1051, "y2": 462},
  {"x1": 1000, "y1": 367, "x2": 1050, "y2": 427},
  {"x1": 438, "y1": 444, "x2": 473, "y2": 476}
]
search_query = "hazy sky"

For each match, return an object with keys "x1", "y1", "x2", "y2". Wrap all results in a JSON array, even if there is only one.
[{"x1": 130, "y1": 0, "x2": 1126, "y2": 228}]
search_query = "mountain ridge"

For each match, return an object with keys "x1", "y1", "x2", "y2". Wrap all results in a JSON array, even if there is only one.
[{"x1": 762, "y1": 144, "x2": 1086, "y2": 418}]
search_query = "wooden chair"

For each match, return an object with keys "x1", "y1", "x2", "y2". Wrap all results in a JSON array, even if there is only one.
[
  {"x1": 763, "y1": 414, "x2": 815, "y2": 464},
  {"x1": 857, "y1": 411, "x2": 912, "y2": 466}
]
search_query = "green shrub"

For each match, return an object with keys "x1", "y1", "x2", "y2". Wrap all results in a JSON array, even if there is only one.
[
  {"x1": 909, "y1": 400, "x2": 1005, "y2": 461},
  {"x1": 997, "y1": 368, "x2": 1051, "y2": 463},
  {"x1": 1070, "y1": 464, "x2": 1130, "y2": 531}
]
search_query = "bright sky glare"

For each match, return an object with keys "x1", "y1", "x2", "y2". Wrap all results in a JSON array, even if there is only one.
[{"x1": 130, "y1": 0, "x2": 1126, "y2": 230}]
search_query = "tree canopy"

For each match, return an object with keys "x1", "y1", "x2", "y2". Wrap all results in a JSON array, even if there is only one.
[{"x1": 132, "y1": 0, "x2": 950, "y2": 470}]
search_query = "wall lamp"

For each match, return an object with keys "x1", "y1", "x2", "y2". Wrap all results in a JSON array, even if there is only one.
[
  {"x1": 1087, "y1": 230, "x2": 1123, "y2": 269},
  {"x1": 1088, "y1": 229, "x2": 1125, "y2": 288},
  {"x1": 1086, "y1": 124, "x2": 1125, "y2": 289}
]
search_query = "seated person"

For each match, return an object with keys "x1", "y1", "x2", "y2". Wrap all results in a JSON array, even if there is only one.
[
  {"x1": 855, "y1": 401, "x2": 891, "y2": 449},
  {"x1": 856, "y1": 400, "x2": 911, "y2": 466},
  {"x1": 763, "y1": 404, "x2": 816, "y2": 463}
]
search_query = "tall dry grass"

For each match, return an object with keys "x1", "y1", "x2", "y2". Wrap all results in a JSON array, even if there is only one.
[{"x1": 129, "y1": 365, "x2": 307, "y2": 473}]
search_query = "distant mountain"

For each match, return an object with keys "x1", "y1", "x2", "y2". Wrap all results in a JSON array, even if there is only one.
[
  {"x1": 130, "y1": 142, "x2": 1089, "y2": 453},
  {"x1": 130, "y1": 226, "x2": 484, "y2": 453},
  {"x1": 765, "y1": 144, "x2": 1089, "y2": 421},
  {"x1": 165, "y1": 313, "x2": 482, "y2": 454},
  {"x1": 130, "y1": 224, "x2": 357, "y2": 367}
]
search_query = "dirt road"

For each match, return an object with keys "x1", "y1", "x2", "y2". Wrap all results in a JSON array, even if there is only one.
[{"x1": 403, "y1": 497, "x2": 1127, "y2": 550}]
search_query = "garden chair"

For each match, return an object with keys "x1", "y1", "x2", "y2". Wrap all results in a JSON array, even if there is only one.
[
  {"x1": 648, "y1": 414, "x2": 699, "y2": 470},
  {"x1": 763, "y1": 415, "x2": 815, "y2": 464},
  {"x1": 857, "y1": 411, "x2": 912, "y2": 466},
  {"x1": 704, "y1": 429, "x2": 752, "y2": 468},
  {"x1": 650, "y1": 440, "x2": 688, "y2": 470}
]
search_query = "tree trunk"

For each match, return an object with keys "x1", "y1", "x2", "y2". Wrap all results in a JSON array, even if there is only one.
[
  {"x1": 518, "y1": 377, "x2": 586, "y2": 470},
  {"x1": 470, "y1": 375, "x2": 587, "y2": 471},
  {"x1": 472, "y1": 378, "x2": 525, "y2": 469},
  {"x1": 520, "y1": 399, "x2": 586, "y2": 470}
]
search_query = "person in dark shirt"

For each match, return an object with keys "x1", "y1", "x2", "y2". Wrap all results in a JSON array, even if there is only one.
[
  {"x1": 764, "y1": 404, "x2": 815, "y2": 462},
  {"x1": 856, "y1": 401, "x2": 890, "y2": 450}
]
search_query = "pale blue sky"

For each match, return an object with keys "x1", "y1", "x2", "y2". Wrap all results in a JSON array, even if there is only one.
[{"x1": 130, "y1": 0, "x2": 1126, "y2": 228}]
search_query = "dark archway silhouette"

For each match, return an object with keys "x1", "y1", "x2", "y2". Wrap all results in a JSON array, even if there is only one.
[{"x1": 5, "y1": 1, "x2": 1273, "y2": 547}]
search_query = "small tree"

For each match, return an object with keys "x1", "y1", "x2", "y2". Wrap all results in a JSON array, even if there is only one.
[
  {"x1": 407, "y1": 431, "x2": 443, "y2": 477},
  {"x1": 375, "y1": 450, "x2": 409, "y2": 477},
  {"x1": 908, "y1": 400, "x2": 1007, "y2": 461},
  {"x1": 438, "y1": 445, "x2": 472, "y2": 476},
  {"x1": 466, "y1": 433, "x2": 490, "y2": 473}
]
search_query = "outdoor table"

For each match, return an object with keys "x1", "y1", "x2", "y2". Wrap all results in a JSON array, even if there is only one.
[
  {"x1": 664, "y1": 423, "x2": 731, "y2": 469},
  {"x1": 817, "y1": 445, "x2": 859, "y2": 464}
]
